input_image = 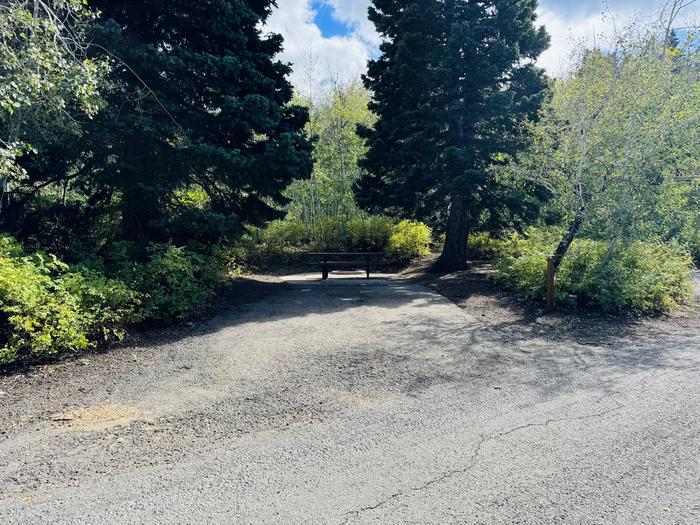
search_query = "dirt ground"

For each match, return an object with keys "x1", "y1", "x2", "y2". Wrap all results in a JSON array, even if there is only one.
[{"x1": 405, "y1": 255, "x2": 700, "y2": 346}]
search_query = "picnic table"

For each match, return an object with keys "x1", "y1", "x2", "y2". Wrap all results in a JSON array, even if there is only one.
[{"x1": 306, "y1": 252, "x2": 384, "y2": 280}]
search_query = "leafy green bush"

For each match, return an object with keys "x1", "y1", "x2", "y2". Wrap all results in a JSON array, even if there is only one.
[
  {"x1": 0, "y1": 237, "x2": 140, "y2": 366},
  {"x1": 235, "y1": 220, "x2": 307, "y2": 267},
  {"x1": 496, "y1": 251, "x2": 549, "y2": 300},
  {"x1": 348, "y1": 216, "x2": 394, "y2": 252},
  {"x1": 0, "y1": 234, "x2": 235, "y2": 366},
  {"x1": 469, "y1": 232, "x2": 503, "y2": 260},
  {"x1": 688, "y1": 231, "x2": 700, "y2": 266},
  {"x1": 497, "y1": 227, "x2": 563, "y2": 258},
  {"x1": 60, "y1": 268, "x2": 143, "y2": 340},
  {"x1": 241, "y1": 216, "x2": 432, "y2": 267},
  {"x1": 387, "y1": 220, "x2": 432, "y2": 262},
  {"x1": 119, "y1": 244, "x2": 226, "y2": 322},
  {"x1": 495, "y1": 229, "x2": 694, "y2": 314},
  {"x1": 308, "y1": 216, "x2": 394, "y2": 252},
  {"x1": 261, "y1": 220, "x2": 308, "y2": 248},
  {"x1": 309, "y1": 217, "x2": 352, "y2": 252},
  {"x1": 559, "y1": 240, "x2": 694, "y2": 314}
]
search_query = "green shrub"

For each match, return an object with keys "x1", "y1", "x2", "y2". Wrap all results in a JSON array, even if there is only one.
[
  {"x1": 496, "y1": 251, "x2": 549, "y2": 300},
  {"x1": 121, "y1": 244, "x2": 226, "y2": 322},
  {"x1": 491, "y1": 227, "x2": 565, "y2": 296},
  {"x1": 558, "y1": 240, "x2": 694, "y2": 314},
  {"x1": 261, "y1": 219, "x2": 308, "y2": 248},
  {"x1": 469, "y1": 232, "x2": 504, "y2": 260},
  {"x1": 0, "y1": 237, "x2": 140, "y2": 366},
  {"x1": 310, "y1": 217, "x2": 352, "y2": 252},
  {"x1": 239, "y1": 216, "x2": 432, "y2": 267},
  {"x1": 495, "y1": 229, "x2": 694, "y2": 314},
  {"x1": 387, "y1": 220, "x2": 432, "y2": 262},
  {"x1": 235, "y1": 220, "x2": 307, "y2": 267},
  {"x1": 688, "y1": 231, "x2": 700, "y2": 266},
  {"x1": 496, "y1": 227, "x2": 563, "y2": 259},
  {"x1": 0, "y1": 236, "x2": 234, "y2": 366},
  {"x1": 60, "y1": 268, "x2": 143, "y2": 340},
  {"x1": 348, "y1": 216, "x2": 394, "y2": 252}
]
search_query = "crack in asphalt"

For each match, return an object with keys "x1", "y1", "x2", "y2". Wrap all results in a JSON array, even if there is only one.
[
  {"x1": 340, "y1": 366, "x2": 698, "y2": 523},
  {"x1": 341, "y1": 364, "x2": 700, "y2": 523},
  {"x1": 341, "y1": 397, "x2": 625, "y2": 523}
]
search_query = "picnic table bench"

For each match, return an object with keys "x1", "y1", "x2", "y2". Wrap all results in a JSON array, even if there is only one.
[{"x1": 307, "y1": 252, "x2": 384, "y2": 280}]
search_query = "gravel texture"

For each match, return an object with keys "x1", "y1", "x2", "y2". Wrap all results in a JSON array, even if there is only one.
[{"x1": 0, "y1": 272, "x2": 699, "y2": 524}]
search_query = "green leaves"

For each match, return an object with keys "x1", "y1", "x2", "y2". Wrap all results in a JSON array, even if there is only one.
[
  {"x1": 115, "y1": 243, "x2": 225, "y2": 323},
  {"x1": 286, "y1": 82, "x2": 375, "y2": 224},
  {"x1": 0, "y1": 236, "x2": 140, "y2": 366},
  {"x1": 0, "y1": 0, "x2": 108, "y2": 181},
  {"x1": 239, "y1": 216, "x2": 433, "y2": 267},
  {"x1": 523, "y1": 28, "x2": 700, "y2": 258},
  {"x1": 494, "y1": 229, "x2": 694, "y2": 314}
]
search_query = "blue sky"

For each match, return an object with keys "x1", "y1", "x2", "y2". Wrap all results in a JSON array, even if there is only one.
[
  {"x1": 312, "y1": 1, "x2": 352, "y2": 38},
  {"x1": 267, "y1": 0, "x2": 700, "y2": 95}
]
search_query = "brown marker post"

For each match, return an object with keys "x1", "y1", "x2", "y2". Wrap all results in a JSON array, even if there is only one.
[{"x1": 546, "y1": 258, "x2": 555, "y2": 310}]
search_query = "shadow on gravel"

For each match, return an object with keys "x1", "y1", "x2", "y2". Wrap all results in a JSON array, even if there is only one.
[
  {"x1": 2, "y1": 270, "x2": 698, "y2": 463},
  {"x1": 0, "y1": 277, "x2": 288, "y2": 377},
  {"x1": 214, "y1": 275, "x2": 700, "y2": 402},
  {"x1": 307, "y1": 312, "x2": 699, "y2": 406},
  {"x1": 4, "y1": 267, "x2": 697, "y2": 409},
  {"x1": 412, "y1": 263, "x2": 700, "y2": 348},
  {"x1": 166, "y1": 269, "x2": 699, "y2": 359}
]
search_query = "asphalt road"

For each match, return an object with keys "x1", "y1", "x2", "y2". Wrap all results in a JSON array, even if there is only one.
[{"x1": 1, "y1": 276, "x2": 699, "y2": 524}]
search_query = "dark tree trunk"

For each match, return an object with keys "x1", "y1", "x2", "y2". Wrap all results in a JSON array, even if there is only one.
[
  {"x1": 434, "y1": 194, "x2": 471, "y2": 272},
  {"x1": 552, "y1": 206, "x2": 586, "y2": 269},
  {"x1": 121, "y1": 184, "x2": 150, "y2": 243}
]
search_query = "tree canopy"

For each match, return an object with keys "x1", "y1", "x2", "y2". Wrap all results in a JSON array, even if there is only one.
[
  {"x1": 0, "y1": 0, "x2": 105, "y2": 201},
  {"x1": 519, "y1": 30, "x2": 700, "y2": 269},
  {"x1": 286, "y1": 81, "x2": 376, "y2": 226},
  {"x1": 358, "y1": 0, "x2": 550, "y2": 270},
  {"x1": 4, "y1": 0, "x2": 313, "y2": 254}
]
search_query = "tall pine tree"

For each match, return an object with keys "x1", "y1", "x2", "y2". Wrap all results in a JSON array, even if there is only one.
[
  {"x1": 359, "y1": 0, "x2": 549, "y2": 270},
  {"x1": 14, "y1": 0, "x2": 313, "y2": 249}
]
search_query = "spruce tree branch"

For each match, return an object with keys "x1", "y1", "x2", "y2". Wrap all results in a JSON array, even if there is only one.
[{"x1": 87, "y1": 43, "x2": 185, "y2": 134}]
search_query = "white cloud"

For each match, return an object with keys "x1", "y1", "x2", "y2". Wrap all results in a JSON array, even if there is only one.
[
  {"x1": 536, "y1": 7, "x2": 617, "y2": 77},
  {"x1": 537, "y1": 1, "x2": 700, "y2": 76},
  {"x1": 267, "y1": 0, "x2": 700, "y2": 93},
  {"x1": 265, "y1": 0, "x2": 373, "y2": 98},
  {"x1": 325, "y1": 0, "x2": 381, "y2": 48}
]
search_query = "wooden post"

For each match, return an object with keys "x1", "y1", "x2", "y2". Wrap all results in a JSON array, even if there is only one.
[{"x1": 546, "y1": 257, "x2": 555, "y2": 310}]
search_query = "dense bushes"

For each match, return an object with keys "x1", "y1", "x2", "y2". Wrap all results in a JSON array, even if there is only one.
[
  {"x1": 560, "y1": 241, "x2": 693, "y2": 314},
  {"x1": 0, "y1": 237, "x2": 141, "y2": 365},
  {"x1": 387, "y1": 220, "x2": 432, "y2": 260},
  {"x1": 235, "y1": 221, "x2": 308, "y2": 267},
  {"x1": 240, "y1": 216, "x2": 432, "y2": 267},
  {"x1": 493, "y1": 229, "x2": 695, "y2": 314},
  {"x1": 469, "y1": 232, "x2": 506, "y2": 260},
  {"x1": 690, "y1": 232, "x2": 700, "y2": 266},
  {"x1": 113, "y1": 244, "x2": 227, "y2": 322},
  {"x1": 0, "y1": 237, "x2": 230, "y2": 367}
]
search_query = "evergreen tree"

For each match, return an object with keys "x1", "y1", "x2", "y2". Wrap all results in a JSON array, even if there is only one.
[
  {"x1": 359, "y1": 0, "x2": 550, "y2": 270},
  {"x1": 90, "y1": 0, "x2": 313, "y2": 245},
  {"x1": 12, "y1": 0, "x2": 312, "y2": 250}
]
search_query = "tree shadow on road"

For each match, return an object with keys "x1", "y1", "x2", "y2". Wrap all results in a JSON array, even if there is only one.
[
  {"x1": 412, "y1": 262, "x2": 700, "y2": 347},
  {"x1": 4, "y1": 266, "x2": 697, "y2": 412}
]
